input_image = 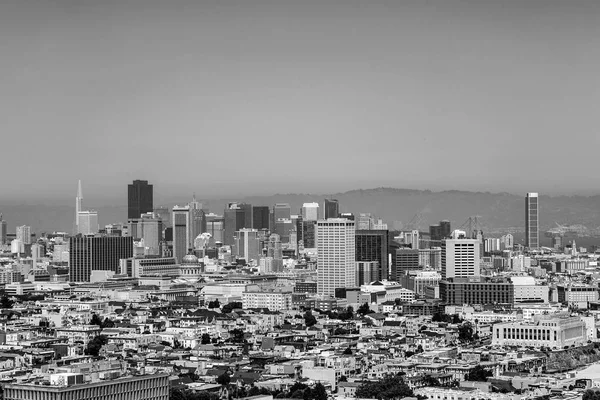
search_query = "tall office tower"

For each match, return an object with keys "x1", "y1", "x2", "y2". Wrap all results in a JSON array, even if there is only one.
[
  {"x1": 440, "y1": 220, "x2": 451, "y2": 239},
  {"x1": 267, "y1": 233, "x2": 284, "y2": 272},
  {"x1": 356, "y1": 261, "x2": 379, "y2": 286},
  {"x1": 224, "y1": 203, "x2": 247, "y2": 246},
  {"x1": 525, "y1": 192, "x2": 539, "y2": 249},
  {"x1": 188, "y1": 196, "x2": 206, "y2": 244},
  {"x1": 395, "y1": 248, "x2": 421, "y2": 276},
  {"x1": 253, "y1": 206, "x2": 270, "y2": 231},
  {"x1": 273, "y1": 203, "x2": 292, "y2": 243},
  {"x1": 75, "y1": 180, "x2": 82, "y2": 231},
  {"x1": 302, "y1": 220, "x2": 317, "y2": 248},
  {"x1": 69, "y1": 235, "x2": 133, "y2": 282},
  {"x1": 77, "y1": 211, "x2": 99, "y2": 235},
  {"x1": 419, "y1": 247, "x2": 442, "y2": 270},
  {"x1": 302, "y1": 203, "x2": 319, "y2": 221},
  {"x1": 429, "y1": 224, "x2": 442, "y2": 241},
  {"x1": 239, "y1": 203, "x2": 253, "y2": 230},
  {"x1": 357, "y1": 213, "x2": 374, "y2": 230},
  {"x1": 128, "y1": 180, "x2": 153, "y2": 219},
  {"x1": 0, "y1": 214, "x2": 7, "y2": 244},
  {"x1": 172, "y1": 206, "x2": 190, "y2": 263},
  {"x1": 16, "y1": 225, "x2": 31, "y2": 245},
  {"x1": 295, "y1": 215, "x2": 303, "y2": 246},
  {"x1": 355, "y1": 229, "x2": 389, "y2": 281},
  {"x1": 405, "y1": 230, "x2": 419, "y2": 249},
  {"x1": 128, "y1": 212, "x2": 164, "y2": 256},
  {"x1": 441, "y1": 230, "x2": 480, "y2": 279},
  {"x1": 323, "y1": 199, "x2": 339, "y2": 219},
  {"x1": 316, "y1": 218, "x2": 356, "y2": 296},
  {"x1": 205, "y1": 213, "x2": 224, "y2": 243},
  {"x1": 234, "y1": 229, "x2": 260, "y2": 263}
]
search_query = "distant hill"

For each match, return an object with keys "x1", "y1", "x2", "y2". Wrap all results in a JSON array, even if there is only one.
[{"x1": 2, "y1": 188, "x2": 600, "y2": 237}]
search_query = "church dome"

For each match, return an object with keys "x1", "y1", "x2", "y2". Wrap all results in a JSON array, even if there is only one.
[{"x1": 182, "y1": 253, "x2": 199, "y2": 265}]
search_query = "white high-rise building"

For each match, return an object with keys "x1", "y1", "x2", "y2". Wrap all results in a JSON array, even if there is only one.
[
  {"x1": 128, "y1": 212, "x2": 163, "y2": 256},
  {"x1": 235, "y1": 228, "x2": 260, "y2": 264},
  {"x1": 16, "y1": 225, "x2": 31, "y2": 245},
  {"x1": 316, "y1": 218, "x2": 356, "y2": 296},
  {"x1": 77, "y1": 211, "x2": 98, "y2": 235},
  {"x1": 302, "y1": 203, "x2": 319, "y2": 222},
  {"x1": 405, "y1": 230, "x2": 419, "y2": 250},
  {"x1": 442, "y1": 230, "x2": 480, "y2": 279}
]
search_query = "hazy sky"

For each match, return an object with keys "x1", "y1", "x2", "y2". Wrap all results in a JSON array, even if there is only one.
[{"x1": 2, "y1": 0, "x2": 600, "y2": 203}]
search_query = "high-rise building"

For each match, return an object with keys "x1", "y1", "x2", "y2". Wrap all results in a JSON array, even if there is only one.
[
  {"x1": 224, "y1": 203, "x2": 247, "y2": 246},
  {"x1": 77, "y1": 211, "x2": 99, "y2": 235},
  {"x1": 253, "y1": 206, "x2": 270, "y2": 231},
  {"x1": 395, "y1": 248, "x2": 421, "y2": 276},
  {"x1": 301, "y1": 220, "x2": 317, "y2": 248},
  {"x1": 128, "y1": 212, "x2": 164, "y2": 256},
  {"x1": 302, "y1": 203, "x2": 319, "y2": 222},
  {"x1": 441, "y1": 230, "x2": 480, "y2": 279},
  {"x1": 69, "y1": 235, "x2": 133, "y2": 282},
  {"x1": 205, "y1": 213, "x2": 224, "y2": 243},
  {"x1": 430, "y1": 220, "x2": 451, "y2": 241},
  {"x1": 316, "y1": 218, "x2": 356, "y2": 296},
  {"x1": 128, "y1": 180, "x2": 153, "y2": 220},
  {"x1": 235, "y1": 229, "x2": 260, "y2": 263},
  {"x1": 16, "y1": 225, "x2": 31, "y2": 245},
  {"x1": 356, "y1": 261, "x2": 379, "y2": 286},
  {"x1": 404, "y1": 230, "x2": 420, "y2": 249},
  {"x1": 526, "y1": 192, "x2": 539, "y2": 249},
  {"x1": 355, "y1": 229, "x2": 389, "y2": 281},
  {"x1": 324, "y1": 199, "x2": 339, "y2": 219},
  {"x1": 0, "y1": 214, "x2": 7, "y2": 244},
  {"x1": 172, "y1": 206, "x2": 190, "y2": 263},
  {"x1": 357, "y1": 213, "x2": 374, "y2": 230},
  {"x1": 75, "y1": 180, "x2": 82, "y2": 231},
  {"x1": 265, "y1": 233, "x2": 284, "y2": 272},
  {"x1": 273, "y1": 203, "x2": 292, "y2": 243},
  {"x1": 188, "y1": 196, "x2": 206, "y2": 245},
  {"x1": 440, "y1": 220, "x2": 451, "y2": 239}
]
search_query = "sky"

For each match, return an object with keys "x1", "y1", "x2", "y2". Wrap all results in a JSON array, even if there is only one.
[{"x1": 1, "y1": 0, "x2": 600, "y2": 204}]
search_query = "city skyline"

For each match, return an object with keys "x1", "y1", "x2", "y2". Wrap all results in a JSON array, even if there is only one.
[{"x1": 2, "y1": 0, "x2": 600, "y2": 199}]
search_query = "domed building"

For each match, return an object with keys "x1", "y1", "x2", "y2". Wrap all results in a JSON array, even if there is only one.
[{"x1": 178, "y1": 252, "x2": 203, "y2": 280}]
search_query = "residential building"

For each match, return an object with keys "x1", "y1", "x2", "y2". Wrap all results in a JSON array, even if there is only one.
[
  {"x1": 441, "y1": 231, "x2": 480, "y2": 279},
  {"x1": 242, "y1": 287, "x2": 293, "y2": 311}
]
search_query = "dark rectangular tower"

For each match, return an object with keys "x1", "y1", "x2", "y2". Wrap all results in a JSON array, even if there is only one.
[
  {"x1": 324, "y1": 199, "x2": 339, "y2": 219},
  {"x1": 525, "y1": 193, "x2": 539, "y2": 249},
  {"x1": 128, "y1": 180, "x2": 153, "y2": 219},
  {"x1": 355, "y1": 229, "x2": 389, "y2": 281},
  {"x1": 69, "y1": 235, "x2": 133, "y2": 282}
]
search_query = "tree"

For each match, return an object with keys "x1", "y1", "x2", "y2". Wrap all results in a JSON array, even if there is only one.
[
  {"x1": 583, "y1": 390, "x2": 600, "y2": 400},
  {"x1": 201, "y1": 333, "x2": 211, "y2": 344},
  {"x1": 421, "y1": 375, "x2": 440, "y2": 387},
  {"x1": 458, "y1": 322, "x2": 475, "y2": 343},
  {"x1": 0, "y1": 296, "x2": 14, "y2": 309},
  {"x1": 465, "y1": 365, "x2": 493, "y2": 382},
  {"x1": 355, "y1": 374, "x2": 415, "y2": 400},
  {"x1": 343, "y1": 347, "x2": 353, "y2": 355},
  {"x1": 216, "y1": 373, "x2": 230, "y2": 386},
  {"x1": 304, "y1": 383, "x2": 327, "y2": 400},
  {"x1": 101, "y1": 318, "x2": 115, "y2": 329},
  {"x1": 85, "y1": 335, "x2": 108, "y2": 357},
  {"x1": 90, "y1": 314, "x2": 103, "y2": 327},
  {"x1": 208, "y1": 299, "x2": 220, "y2": 309},
  {"x1": 339, "y1": 306, "x2": 354, "y2": 321},
  {"x1": 358, "y1": 303, "x2": 373, "y2": 315},
  {"x1": 229, "y1": 328, "x2": 245, "y2": 343},
  {"x1": 304, "y1": 311, "x2": 317, "y2": 327},
  {"x1": 221, "y1": 302, "x2": 242, "y2": 313}
]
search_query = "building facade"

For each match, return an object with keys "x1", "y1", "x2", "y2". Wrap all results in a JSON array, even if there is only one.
[
  {"x1": 127, "y1": 180, "x2": 154, "y2": 220},
  {"x1": 439, "y1": 278, "x2": 514, "y2": 305},
  {"x1": 317, "y1": 219, "x2": 356, "y2": 296},
  {"x1": 69, "y1": 235, "x2": 133, "y2": 282},
  {"x1": 441, "y1": 234, "x2": 480, "y2": 279},
  {"x1": 525, "y1": 192, "x2": 539, "y2": 249},
  {"x1": 355, "y1": 229, "x2": 389, "y2": 281}
]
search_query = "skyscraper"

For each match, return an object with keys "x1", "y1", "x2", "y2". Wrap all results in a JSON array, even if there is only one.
[
  {"x1": 441, "y1": 230, "x2": 480, "y2": 279},
  {"x1": 172, "y1": 205, "x2": 190, "y2": 263},
  {"x1": 77, "y1": 211, "x2": 99, "y2": 235},
  {"x1": 302, "y1": 203, "x2": 319, "y2": 222},
  {"x1": 224, "y1": 203, "x2": 248, "y2": 246},
  {"x1": 273, "y1": 203, "x2": 292, "y2": 243},
  {"x1": 317, "y1": 218, "x2": 356, "y2": 296},
  {"x1": 395, "y1": 248, "x2": 421, "y2": 276},
  {"x1": 128, "y1": 180, "x2": 153, "y2": 219},
  {"x1": 16, "y1": 225, "x2": 31, "y2": 245},
  {"x1": 253, "y1": 206, "x2": 270, "y2": 231},
  {"x1": 75, "y1": 180, "x2": 82, "y2": 231},
  {"x1": 355, "y1": 229, "x2": 389, "y2": 281},
  {"x1": 525, "y1": 192, "x2": 539, "y2": 249},
  {"x1": 324, "y1": 199, "x2": 339, "y2": 219},
  {"x1": 188, "y1": 196, "x2": 206, "y2": 245},
  {"x1": 234, "y1": 228, "x2": 260, "y2": 263},
  {"x1": 0, "y1": 214, "x2": 7, "y2": 244},
  {"x1": 69, "y1": 235, "x2": 133, "y2": 282},
  {"x1": 128, "y1": 212, "x2": 164, "y2": 256}
]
